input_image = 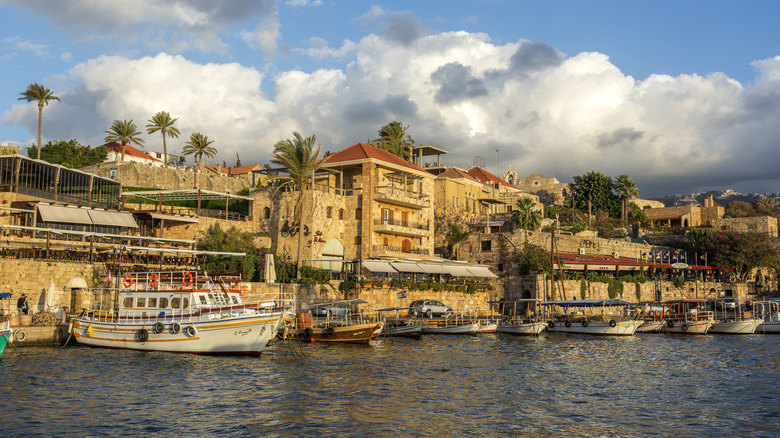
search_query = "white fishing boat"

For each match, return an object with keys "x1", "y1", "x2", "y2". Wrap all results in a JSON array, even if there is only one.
[
  {"x1": 542, "y1": 299, "x2": 643, "y2": 336},
  {"x1": 662, "y1": 299, "x2": 714, "y2": 335},
  {"x1": 753, "y1": 298, "x2": 780, "y2": 334},
  {"x1": 421, "y1": 322, "x2": 480, "y2": 335},
  {"x1": 73, "y1": 270, "x2": 285, "y2": 356},
  {"x1": 494, "y1": 299, "x2": 547, "y2": 336},
  {"x1": 635, "y1": 302, "x2": 666, "y2": 333},
  {"x1": 375, "y1": 307, "x2": 422, "y2": 338},
  {"x1": 710, "y1": 299, "x2": 760, "y2": 334}
]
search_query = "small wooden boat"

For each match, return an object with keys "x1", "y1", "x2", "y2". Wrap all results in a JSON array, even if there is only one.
[
  {"x1": 662, "y1": 299, "x2": 714, "y2": 335},
  {"x1": 753, "y1": 298, "x2": 780, "y2": 334},
  {"x1": 421, "y1": 321, "x2": 480, "y2": 335},
  {"x1": 375, "y1": 307, "x2": 422, "y2": 338},
  {"x1": 0, "y1": 319, "x2": 12, "y2": 359},
  {"x1": 635, "y1": 302, "x2": 666, "y2": 333},
  {"x1": 295, "y1": 299, "x2": 383, "y2": 343},
  {"x1": 542, "y1": 299, "x2": 643, "y2": 336},
  {"x1": 710, "y1": 300, "x2": 760, "y2": 334},
  {"x1": 478, "y1": 321, "x2": 498, "y2": 334},
  {"x1": 493, "y1": 299, "x2": 547, "y2": 336}
]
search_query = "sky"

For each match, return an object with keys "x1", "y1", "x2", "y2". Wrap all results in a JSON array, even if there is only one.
[{"x1": 1, "y1": 0, "x2": 779, "y2": 198}]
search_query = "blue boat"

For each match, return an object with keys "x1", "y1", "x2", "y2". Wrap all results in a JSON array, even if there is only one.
[{"x1": 1, "y1": 292, "x2": 12, "y2": 358}]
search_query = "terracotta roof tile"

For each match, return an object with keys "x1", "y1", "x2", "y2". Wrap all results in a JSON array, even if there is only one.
[
  {"x1": 466, "y1": 167, "x2": 518, "y2": 190},
  {"x1": 103, "y1": 143, "x2": 160, "y2": 162},
  {"x1": 437, "y1": 167, "x2": 482, "y2": 183},
  {"x1": 323, "y1": 143, "x2": 426, "y2": 173}
]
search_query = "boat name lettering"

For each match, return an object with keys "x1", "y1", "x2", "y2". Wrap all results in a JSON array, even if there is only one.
[{"x1": 234, "y1": 328, "x2": 253, "y2": 336}]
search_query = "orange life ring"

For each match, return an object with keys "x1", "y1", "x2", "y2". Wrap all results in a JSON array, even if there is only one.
[
  {"x1": 122, "y1": 274, "x2": 134, "y2": 288},
  {"x1": 182, "y1": 272, "x2": 194, "y2": 288},
  {"x1": 149, "y1": 273, "x2": 159, "y2": 288}
]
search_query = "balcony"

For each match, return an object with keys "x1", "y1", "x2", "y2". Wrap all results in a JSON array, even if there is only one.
[
  {"x1": 373, "y1": 218, "x2": 430, "y2": 237},
  {"x1": 372, "y1": 244, "x2": 430, "y2": 257},
  {"x1": 373, "y1": 186, "x2": 430, "y2": 209}
]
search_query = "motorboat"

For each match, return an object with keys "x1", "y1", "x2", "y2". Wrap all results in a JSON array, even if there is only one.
[
  {"x1": 421, "y1": 321, "x2": 480, "y2": 335},
  {"x1": 375, "y1": 307, "x2": 422, "y2": 338},
  {"x1": 0, "y1": 319, "x2": 11, "y2": 359},
  {"x1": 493, "y1": 299, "x2": 547, "y2": 336},
  {"x1": 662, "y1": 299, "x2": 714, "y2": 335},
  {"x1": 635, "y1": 302, "x2": 666, "y2": 333},
  {"x1": 73, "y1": 271, "x2": 285, "y2": 355},
  {"x1": 753, "y1": 298, "x2": 780, "y2": 334},
  {"x1": 710, "y1": 299, "x2": 761, "y2": 334},
  {"x1": 295, "y1": 299, "x2": 383, "y2": 343},
  {"x1": 541, "y1": 299, "x2": 643, "y2": 336}
]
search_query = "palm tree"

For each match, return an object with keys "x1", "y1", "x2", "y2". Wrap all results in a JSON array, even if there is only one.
[
  {"x1": 448, "y1": 223, "x2": 470, "y2": 260},
  {"x1": 146, "y1": 111, "x2": 180, "y2": 168},
  {"x1": 18, "y1": 83, "x2": 60, "y2": 160},
  {"x1": 373, "y1": 121, "x2": 414, "y2": 161},
  {"x1": 271, "y1": 132, "x2": 322, "y2": 277},
  {"x1": 182, "y1": 132, "x2": 216, "y2": 189},
  {"x1": 511, "y1": 197, "x2": 542, "y2": 231},
  {"x1": 613, "y1": 174, "x2": 639, "y2": 224},
  {"x1": 104, "y1": 119, "x2": 145, "y2": 162}
]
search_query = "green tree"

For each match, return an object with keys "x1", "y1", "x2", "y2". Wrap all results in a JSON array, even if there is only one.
[
  {"x1": 567, "y1": 171, "x2": 620, "y2": 218},
  {"x1": 146, "y1": 111, "x2": 180, "y2": 168},
  {"x1": 448, "y1": 223, "x2": 470, "y2": 260},
  {"x1": 18, "y1": 83, "x2": 60, "y2": 160},
  {"x1": 27, "y1": 140, "x2": 107, "y2": 168},
  {"x1": 613, "y1": 174, "x2": 638, "y2": 224},
  {"x1": 695, "y1": 231, "x2": 780, "y2": 280},
  {"x1": 511, "y1": 196, "x2": 542, "y2": 231},
  {"x1": 373, "y1": 121, "x2": 414, "y2": 160},
  {"x1": 516, "y1": 243, "x2": 551, "y2": 276},
  {"x1": 271, "y1": 132, "x2": 322, "y2": 277},
  {"x1": 236, "y1": 153, "x2": 242, "y2": 167},
  {"x1": 199, "y1": 223, "x2": 258, "y2": 279},
  {"x1": 182, "y1": 132, "x2": 216, "y2": 189},
  {"x1": 104, "y1": 119, "x2": 145, "y2": 162},
  {"x1": 724, "y1": 200, "x2": 754, "y2": 218}
]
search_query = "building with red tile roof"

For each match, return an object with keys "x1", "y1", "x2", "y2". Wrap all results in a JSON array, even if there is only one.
[{"x1": 104, "y1": 142, "x2": 162, "y2": 167}]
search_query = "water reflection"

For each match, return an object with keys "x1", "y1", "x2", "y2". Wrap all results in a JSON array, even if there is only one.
[{"x1": 1, "y1": 334, "x2": 779, "y2": 437}]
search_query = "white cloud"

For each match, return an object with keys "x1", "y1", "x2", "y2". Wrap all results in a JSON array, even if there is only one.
[
  {"x1": 285, "y1": 0, "x2": 323, "y2": 6},
  {"x1": 240, "y1": 11, "x2": 281, "y2": 58}
]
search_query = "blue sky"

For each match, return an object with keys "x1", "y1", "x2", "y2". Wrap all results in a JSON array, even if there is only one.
[{"x1": 1, "y1": 0, "x2": 779, "y2": 197}]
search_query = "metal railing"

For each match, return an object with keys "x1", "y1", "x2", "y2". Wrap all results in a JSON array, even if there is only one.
[{"x1": 372, "y1": 218, "x2": 429, "y2": 231}]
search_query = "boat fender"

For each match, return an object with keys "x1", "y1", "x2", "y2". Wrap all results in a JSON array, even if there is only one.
[
  {"x1": 303, "y1": 327, "x2": 313, "y2": 338},
  {"x1": 564, "y1": 321, "x2": 571, "y2": 328},
  {"x1": 547, "y1": 321, "x2": 555, "y2": 329},
  {"x1": 682, "y1": 324, "x2": 688, "y2": 331},
  {"x1": 154, "y1": 322, "x2": 165, "y2": 334},
  {"x1": 667, "y1": 321, "x2": 675, "y2": 328},
  {"x1": 14, "y1": 329, "x2": 27, "y2": 342},
  {"x1": 325, "y1": 327, "x2": 335, "y2": 337},
  {"x1": 138, "y1": 328, "x2": 149, "y2": 343},
  {"x1": 609, "y1": 320, "x2": 617, "y2": 328},
  {"x1": 149, "y1": 273, "x2": 159, "y2": 288},
  {"x1": 122, "y1": 274, "x2": 134, "y2": 288},
  {"x1": 581, "y1": 321, "x2": 589, "y2": 327},
  {"x1": 171, "y1": 322, "x2": 182, "y2": 334},
  {"x1": 185, "y1": 325, "x2": 197, "y2": 337}
]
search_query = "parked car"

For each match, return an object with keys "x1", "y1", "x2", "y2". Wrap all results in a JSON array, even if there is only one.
[
  {"x1": 312, "y1": 306, "x2": 353, "y2": 317},
  {"x1": 716, "y1": 297, "x2": 737, "y2": 311},
  {"x1": 409, "y1": 299, "x2": 452, "y2": 318}
]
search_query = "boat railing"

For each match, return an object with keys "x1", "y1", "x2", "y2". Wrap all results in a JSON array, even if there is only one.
[{"x1": 667, "y1": 310, "x2": 714, "y2": 323}]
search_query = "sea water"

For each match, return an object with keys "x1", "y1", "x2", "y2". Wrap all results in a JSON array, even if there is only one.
[{"x1": 1, "y1": 333, "x2": 779, "y2": 437}]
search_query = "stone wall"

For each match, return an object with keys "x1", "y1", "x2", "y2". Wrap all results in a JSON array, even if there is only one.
[
  {"x1": 711, "y1": 216, "x2": 778, "y2": 237},
  {"x1": 81, "y1": 162, "x2": 250, "y2": 193}
]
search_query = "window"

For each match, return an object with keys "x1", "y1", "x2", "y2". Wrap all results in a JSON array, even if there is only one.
[
  {"x1": 355, "y1": 208, "x2": 362, "y2": 220},
  {"x1": 355, "y1": 236, "x2": 361, "y2": 245},
  {"x1": 159, "y1": 298, "x2": 169, "y2": 308},
  {"x1": 497, "y1": 263, "x2": 504, "y2": 272},
  {"x1": 481, "y1": 240, "x2": 492, "y2": 251},
  {"x1": 199, "y1": 295, "x2": 207, "y2": 305},
  {"x1": 326, "y1": 207, "x2": 332, "y2": 218},
  {"x1": 147, "y1": 297, "x2": 157, "y2": 308},
  {"x1": 136, "y1": 298, "x2": 146, "y2": 307},
  {"x1": 383, "y1": 237, "x2": 389, "y2": 246},
  {"x1": 263, "y1": 207, "x2": 270, "y2": 219},
  {"x1": 402, "y1": 239, "x2": 411, "y2": 253},
  {"x1": 183, "y1": 298, "x2": 189, "y2": 309},
  {"x1": 339, "y1": 209, "x2": 344, "y2": 220},
  {"x1": 123, "y1": 297, "x2": 133, "y2": 308},
  {"x1": 171, "y1": 297, "x2": 180, "y2": 309},
  {"x1": 382, "y1": 208, "x2": 390, "y2": 224}
]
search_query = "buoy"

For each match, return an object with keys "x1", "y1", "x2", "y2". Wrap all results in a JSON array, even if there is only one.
[
  {"x1": 122, "y1": 274, "x2": 134, "y2": 288},
  {"x1": 309, "y1": 337, "x2": 315, "y2": 343}
]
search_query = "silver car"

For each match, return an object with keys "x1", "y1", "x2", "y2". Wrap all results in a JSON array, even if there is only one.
[
  {"x1": 409, "y1": 299, "x2": 453, "y2": 318},
  {"x1": 312, "y1": 306, "x2": 353, "y2": 317}
]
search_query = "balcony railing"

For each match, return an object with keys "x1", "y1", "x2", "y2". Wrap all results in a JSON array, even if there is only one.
[
  {"x1": 373, "y1": 218, "x2": 429, "y2": 231},
  {"x1": 374, "y1": 186, "x2": 430, "y2": 208},
  {"x1": 372, "y1": 244, "x2": 430, "y2": 256}
]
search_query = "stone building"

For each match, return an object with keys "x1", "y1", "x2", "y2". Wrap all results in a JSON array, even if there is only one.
[
  {"x1": 104, "y1": 143, "x2": 162, "y2": 167},
  {"x1": 204, "y1": 163, "x2": 264, "y2": 185},
  {"x1": 645, "y1": 195, "x2": 724, "y2": 228},
  {"x1": 711, "y1": 215, "x2": 778, "y2": 237},
  {"x1": 511, "y1": 172, "x2": 570, "y2": 206}
]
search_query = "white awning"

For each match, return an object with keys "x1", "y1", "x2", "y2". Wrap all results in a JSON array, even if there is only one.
[
  {"x1": 149, "y1": 212, "x2": 199, "y2": 224},
  {"x1": 466, "y1": 266, "x2": 498, "y2": 278},
  {"x1": 444, "y1": 265, "x2": 475, "y2": 277},
  {"x1": 362, "y1": 260, "x2": 398, "y2": 273},
  {"x1": 88, "y1": 210, "x2": 139, "y2": 228},
  {"x1": 37, "y1": 204, "x2": 92, "y2": 225},
  {"x1": 417, "y1": 263, "x2": 451, "y2": 274},
  {"x1": 390, "y1": 262, "x2": 426, "y2": 273}
]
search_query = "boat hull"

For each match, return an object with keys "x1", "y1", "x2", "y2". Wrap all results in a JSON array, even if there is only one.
[
  {"x1": 710, "y1": 319, "x2": 761, "y2": 334},
  {"x1": 547, "y1": 320, "x2": 642, "y2": 336},
  {"x1": 636, "y1": 321, "x2": 665, "y2": 333},
  {"x1": 757, "y1": 321, "x2": 780, "y2": 334},
  {"x1": 73, "y1": 314, "x2": 282, "y2": 355},
  {"x1": 421, "y1": 322, "x2": 480, "y2": 335},
  {"x1": 382, "y1": 323, "x2": 422, "y2": 338},
  {"x1": 297, "y1": 322, "x2": 383, "y2": 343},
  {"x1": 0, "y1": 325, "x2": 11, "y2": 358},
  {"x1": 477, "y1": 322, "x2": 498, "y2": 334},
  {"x1": 663, "y1": 320, "x2": 713, "y2": 335},
  {"x1": 497, "y1": 322, "x2": 547, "y2": 336}
]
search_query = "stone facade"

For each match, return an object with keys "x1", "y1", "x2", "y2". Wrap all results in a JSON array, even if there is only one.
[
  {"x1": 81, "y1": 162, "x2": 250, "y2": 193},
  {"x1": 512, "y1": 172, "x2": 570, "y2": 206},
  {"x1": 711, "y1": 216, "x2": 778, "y2": 237}
]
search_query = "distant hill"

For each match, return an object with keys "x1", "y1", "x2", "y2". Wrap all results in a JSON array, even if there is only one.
[{"x1": 652, "y1": 189, "x2": 780, "y2": 207}]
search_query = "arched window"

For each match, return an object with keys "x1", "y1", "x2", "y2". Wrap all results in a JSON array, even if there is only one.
[
  {"x1": 402, "y1": 239, "x2": 411, "y2": 253},
  {"x1": 326, "y1": 207, "x2": 332, "y2": 218},
  {"x1": 383, "y1": 237, "x2": 389, "y2": 247},
  {"x1": 354, "y1": 236, "x2": 362, "y2": 245},
  {"x1": 355, "y1": 208, "x2": 362, "y2": 220},
  {"x1": 262, "y1": 207, "x2": 270, "y2": 219},
  {"x1": 338, "y1": 209, "x2": 344, "y2": 220}
]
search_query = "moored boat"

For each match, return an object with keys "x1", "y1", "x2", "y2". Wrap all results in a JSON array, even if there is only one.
[
  {"x1": 542, "y1": 299, "x2": 643, "y2": 336},
  {"x1": 494, "y1": 299, "x2": 547, "y2": 336},
  {"x1": 295, "y1": 299, "x2": 383, "y2": 343},
  {"x1": 662, "y1": 299, "x2": 714, "y2": 335},
  {"x1": 753, "y1": 298, "x2": 780, "y2": 334},
  {"x1": 73, "y1": 270, "x2": 285, "y2": 355},
  {"x1": 0, "y1": 319, "x2": 12, "y2": 359},
  {"x1": 376, "y1": 307, "x2": 422, "y2": 338},
  {"x1": 710, "y1": 299, "x2": 760, "y2": 334},
  {"x1": 421, "y1": 321, "x2": 480, "y2": 335},
  {"x1": 635, "y1": 302, "x2": 666, "y2": 333}
]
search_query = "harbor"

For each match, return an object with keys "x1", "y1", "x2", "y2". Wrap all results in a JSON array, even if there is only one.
[{"x1": 2, "y1": 333, "x2": 779, "y2": 437}]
